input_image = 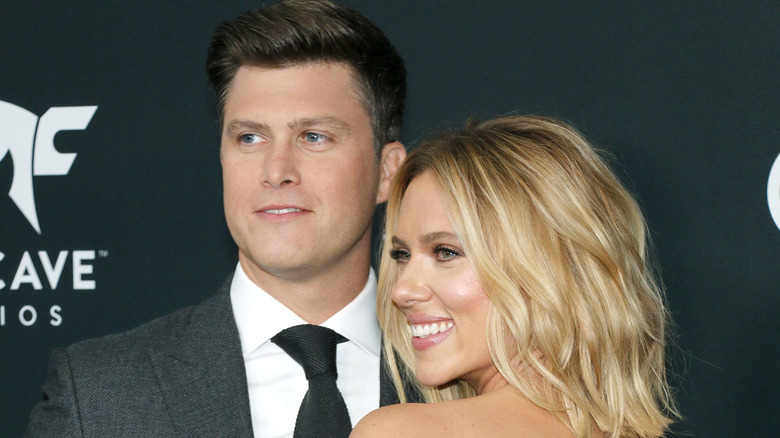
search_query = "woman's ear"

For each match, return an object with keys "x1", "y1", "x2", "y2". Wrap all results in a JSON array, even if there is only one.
[{"x1": 376, "y1": 141, "x2": 406, "y2": 204}]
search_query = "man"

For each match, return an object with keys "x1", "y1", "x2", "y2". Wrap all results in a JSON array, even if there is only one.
[{"x1": 25, "y1": 1, "x2": 409, "y2": 436}]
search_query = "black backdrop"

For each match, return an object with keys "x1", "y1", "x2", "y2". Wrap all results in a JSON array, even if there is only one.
[{"x1": 2, "y1": 2, "x2": 779, "y2": 436}]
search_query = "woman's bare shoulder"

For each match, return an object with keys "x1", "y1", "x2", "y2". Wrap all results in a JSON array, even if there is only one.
[
  {"x1": 351, "y1": 394, "x2": 521, "y2": 437},
  {"x1": 350, "y1": 403, "x2": 437, "y2": 437},
  {"x1": 350, "y1": 403, "x2": 427, "y2": 438},
  {"x1": 350, "y1": 387, "x2": 582, "y2": 438}
]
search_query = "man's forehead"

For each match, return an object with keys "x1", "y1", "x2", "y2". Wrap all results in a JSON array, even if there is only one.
[
  {"x1": 230, "y1": 62, "x2": 363, "y2": 94},
  {"x1": 221, "y1": 62, "x2": 371, "y2": 130}
]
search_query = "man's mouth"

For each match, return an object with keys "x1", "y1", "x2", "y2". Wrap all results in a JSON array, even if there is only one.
[{"x1": 262, "y1": 208, "x2": 302, "y2": 214}]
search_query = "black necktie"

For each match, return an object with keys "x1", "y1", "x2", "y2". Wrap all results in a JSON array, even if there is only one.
[{"x1": 271, "y1": 324, "x2": 352, "y2": 438}]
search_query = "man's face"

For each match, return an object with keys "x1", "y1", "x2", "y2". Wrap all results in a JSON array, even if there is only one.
[{"x1": 221, "y1": 63, "x2": 393, "y2": 288}]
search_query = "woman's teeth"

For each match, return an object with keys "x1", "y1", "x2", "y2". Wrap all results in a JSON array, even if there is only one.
[{"x1": 411, "y1": 321, "x2": 454, "y2": 338}]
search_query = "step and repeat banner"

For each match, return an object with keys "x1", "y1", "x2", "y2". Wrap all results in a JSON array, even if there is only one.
[{"x1": 2, "y1": 2, "x2": 779, "y2": 436}]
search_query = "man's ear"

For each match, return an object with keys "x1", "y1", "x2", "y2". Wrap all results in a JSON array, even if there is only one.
[{"x1": 376, "y1": 141, "x2": 406, "y2": 204}]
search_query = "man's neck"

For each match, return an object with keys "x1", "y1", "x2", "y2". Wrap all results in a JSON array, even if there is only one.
[{"x1": 238, "y1": 256, "x2": 371, "y2": 325}]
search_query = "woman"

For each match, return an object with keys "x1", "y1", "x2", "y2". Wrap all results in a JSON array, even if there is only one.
[{"x1": 352, "y1": 116, "x2": 676, "y2": 437}]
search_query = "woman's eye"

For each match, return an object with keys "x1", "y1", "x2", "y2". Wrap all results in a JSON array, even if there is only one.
[
  {"x1": 434, "y1": 247, "x2": 461, "y2": 261},
  {"x1": 388, "y1": 249, "x2": 410, "y2": 263},
  {"x1": 239, "y1": 133, "x2": 262, "y2": 144}
]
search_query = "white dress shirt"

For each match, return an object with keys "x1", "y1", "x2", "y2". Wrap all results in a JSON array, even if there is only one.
[{"x1": 230, "y1": 262, "x2": 381, "y2": 438}]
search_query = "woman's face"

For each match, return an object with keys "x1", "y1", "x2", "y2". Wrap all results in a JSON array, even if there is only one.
[{"x1": 389, "y1": 172, "x2": 497, "y2": 393}]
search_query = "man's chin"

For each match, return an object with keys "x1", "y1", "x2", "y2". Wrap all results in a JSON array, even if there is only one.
[{"x1": 238, "y1": 251, "x2": 318, "y2": 282}]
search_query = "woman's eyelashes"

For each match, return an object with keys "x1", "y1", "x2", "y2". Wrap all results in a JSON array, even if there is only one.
[
  {"x1": 389, "y1": 248, "x2": 410, "y2": 263},
  {"x1": 388, "y1": 245, "x2": 464, "y2": 264},
  {"x1": 433, "y1": 245, "x2": 462, "y2": 261}
]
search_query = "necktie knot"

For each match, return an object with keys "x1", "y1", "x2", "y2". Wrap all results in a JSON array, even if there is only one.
[
  {"x1": 272, "y1": 324, "x2": 347, "y2": 380},
  {"x1": 271, "y1": 324, "x2": 352, "y2": 437}
]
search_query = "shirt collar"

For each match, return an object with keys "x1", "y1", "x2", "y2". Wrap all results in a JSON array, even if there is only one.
[{"x1": 230, "y1": 262, "x2": 381, "y2": 357}]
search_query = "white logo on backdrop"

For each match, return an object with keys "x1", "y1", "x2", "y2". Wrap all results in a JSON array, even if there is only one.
[
  {"x1": 0, "y1": 100, "x2": 97, "y2": 234},
  {"x1": 768, "y1": 151, "x2": 780, "y2": 232}
]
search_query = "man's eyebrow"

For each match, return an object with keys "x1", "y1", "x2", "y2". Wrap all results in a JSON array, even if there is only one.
[
  {"x1": 224, "y1": 118, "x2": 352, "y2": 135},
  {"x1": 224, "y1": 120, "x2": 270, "y2": 135},
  {"x1": 289, "y1": 117, "x2": 352, "y2": 132}
]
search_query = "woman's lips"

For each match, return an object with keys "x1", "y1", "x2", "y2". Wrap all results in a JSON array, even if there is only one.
[
  {"x1": 411, "y1": 321, "x2": 453, "y2": 337},
  {"x1": 409, "y1": 320, "x2": 455, "y2": 351}
]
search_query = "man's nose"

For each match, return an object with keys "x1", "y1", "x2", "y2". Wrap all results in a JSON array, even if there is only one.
[{"x1": 262, "y1": 142, "x2": 301, "y2": 187}]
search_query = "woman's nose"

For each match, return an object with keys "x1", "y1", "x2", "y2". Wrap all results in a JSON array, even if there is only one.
[{"x1": 391, "y1": 259, "x2": 431, "y2": 308}]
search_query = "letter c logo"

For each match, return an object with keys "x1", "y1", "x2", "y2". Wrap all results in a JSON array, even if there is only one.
[{"x1": 768, "y1": 151, "x2": 780, "y2": 232}]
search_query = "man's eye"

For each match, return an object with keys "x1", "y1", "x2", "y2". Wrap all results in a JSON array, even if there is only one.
[
  {"x1": 239, "y1": 133, "x2": 262, "y2": 144},
  {"x1": 388, "y1": 249, "x2": 410, "y2": 263},
  {"x1": 303, "y1": 132, "x2": 327, "y2": 143}
]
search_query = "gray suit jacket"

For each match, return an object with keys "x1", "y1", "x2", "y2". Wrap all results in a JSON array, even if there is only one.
[{"x1": 25, "y1": 280, "x2": 405, "y2": 437}]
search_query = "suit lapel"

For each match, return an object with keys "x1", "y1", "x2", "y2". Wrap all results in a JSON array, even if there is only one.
[
  {"x1": 146, "y1": 278, "x2": 419, "y2": 435},
  {"x1": 149, "y1": 280, "x2": 254, "y2": 437}
]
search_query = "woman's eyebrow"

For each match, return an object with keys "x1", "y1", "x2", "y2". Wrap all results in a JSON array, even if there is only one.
[
  {"x1": 391, "y1": 236, "x2": 407, "y2": 247},
  {"x1": 419, "y1": 232, "x2": 459, "y2": 244}
]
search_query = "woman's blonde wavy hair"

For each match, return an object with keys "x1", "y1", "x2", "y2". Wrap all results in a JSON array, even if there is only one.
[{"x1": 378, "y1": 115, "x2": 677, "y2": 438}]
